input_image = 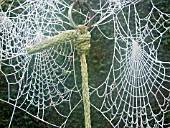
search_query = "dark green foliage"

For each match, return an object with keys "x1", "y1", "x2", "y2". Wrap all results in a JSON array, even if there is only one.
[{"x1": 0, "y1": 102, "x2": 51, "y2": 128}]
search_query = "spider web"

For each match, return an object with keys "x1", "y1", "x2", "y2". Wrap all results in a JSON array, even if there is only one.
[
  {"x1": 0, "y1": 0, "x2": 83, "y2": 127},
  {"x1": 0, "y1": 0, "x2": 170, "y2": 127},
  {"x1": 91, "y1": 0, "x2": 170, "y2": 127}
]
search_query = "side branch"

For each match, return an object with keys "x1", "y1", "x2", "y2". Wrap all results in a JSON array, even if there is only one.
[{"x1": 26, "y1": 30, "x2": 78, "y2": 54}]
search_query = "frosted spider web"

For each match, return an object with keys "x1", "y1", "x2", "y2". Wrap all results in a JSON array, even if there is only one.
[
  {"x1": 91, "y1": 0, "x2": 170, "y2": 127},
  {"x1": 0, "y1": 0, "x2": 170, "y2": 128}
]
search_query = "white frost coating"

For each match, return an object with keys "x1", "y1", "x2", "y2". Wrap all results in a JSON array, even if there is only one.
[
  {"x1": 0, "y1": 12, "x2": 12, "y2": 27},
  {"x1": 131, "y1": 40, "x2": 142, "y2": 62}
]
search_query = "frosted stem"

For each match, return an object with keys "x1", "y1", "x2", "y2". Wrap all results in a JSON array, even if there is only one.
[{"x1": 80, "y1": 53, "x2": 91, "y2": 128}]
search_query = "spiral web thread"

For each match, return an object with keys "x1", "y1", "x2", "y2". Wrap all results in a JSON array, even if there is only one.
[{"x1": 0, "y1": 0, "x2": 170, "y2": 127}]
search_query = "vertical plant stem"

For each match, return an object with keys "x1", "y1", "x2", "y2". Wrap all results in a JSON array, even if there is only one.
[{"x1": 80, "y1": 53, "x2": 91, "y2": 128}]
